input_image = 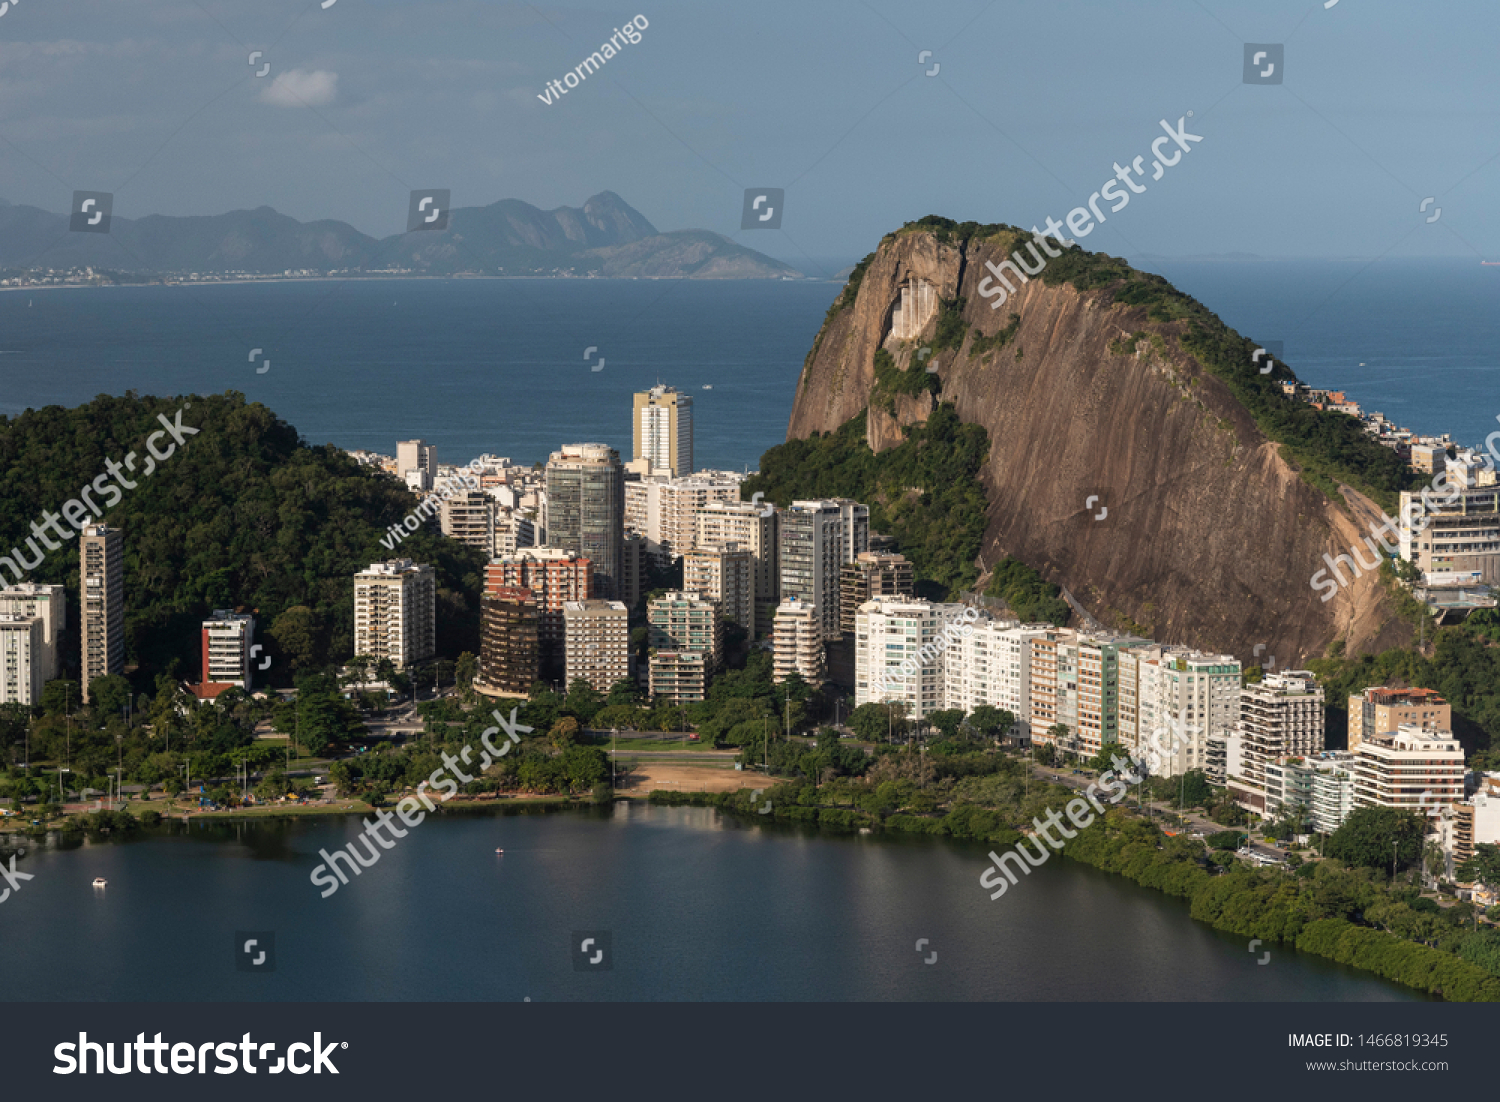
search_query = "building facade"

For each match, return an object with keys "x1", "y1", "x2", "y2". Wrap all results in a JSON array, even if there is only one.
[
  {"x1": 546, "y1": 443, "x2": 625, "y2": 599},
  {"x1": 0, "y1": 616, "x2": 44, "y2": 705},
  {"x1": 0, "y1": 583, "x2": 65, "y2": 685},
  {"x1": 80, "y1": 524, "x2": 124, "y2": 700},
  {"x1": 774, "y1": 597, "x2": 827, "y2": 686},
  {"x1": 632, "y1": 385, "x2": 694, "y2": 477},
  {"x1": 838, "y1": 552, "x2": 914, "y2": 634},
  {"x1": 1346, "y1": 686, "x2": 1452, "y2": 752},
  {"x1": 479, "y1": 586, "x2": 539, "y2": 698},
  {"x1": 779, "y1": 499, "x2": 869, "y2": 641},
  {"x1": 697, "y1": 500, "x2": 779, "y2": 627},
  {"x1": 1353, "y1": 724, "x2": 1465, "y2": 818},
  {"x1": 197, "y1": 609, "x2": 255, "y2": 698},
  {"x1": 353, "y1": 559, "x2": 436, "y2": 670},
  {"x1": 396, "y1": 439, "x2": 437, "y2": 491},
  {"x1": 683, "y1": 542, "x2": 756, "y2": 636},
  {"x1": 486, "y1": 549, "x2": 593, "y2": 653},
  {"x1": 563, "y1": 599, "x2": 630, "y2": 694},
  {"x1": 439, "y1": 490, "x2": 496, "y2": 555},
  {"x1": 1228, "y1": 671, "x2": 1326, "y2": 814}
]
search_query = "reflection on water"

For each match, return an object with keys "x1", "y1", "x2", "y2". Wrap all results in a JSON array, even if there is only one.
[{"x1": 0, "y1": 805, "x2": 1423, "y2": 1003}]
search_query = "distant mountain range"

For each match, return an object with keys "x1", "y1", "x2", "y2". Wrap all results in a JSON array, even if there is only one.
[{"x1": 0, "y1": 191, "x2": 804, "y2": 279}]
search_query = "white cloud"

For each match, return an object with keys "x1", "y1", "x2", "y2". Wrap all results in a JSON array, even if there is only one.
[{"x1": 259, "y1": 69, "x2": 338, "y2": 108}]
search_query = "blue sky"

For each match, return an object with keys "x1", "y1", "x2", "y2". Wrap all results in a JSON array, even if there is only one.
[{"x1": 1, "y1": 0, "x2": 1496, "y2": 270}]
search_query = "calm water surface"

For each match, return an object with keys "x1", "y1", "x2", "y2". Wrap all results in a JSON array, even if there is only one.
[{"x1": 0, "y1": 806, "x2": 1421, "y2": 1002}]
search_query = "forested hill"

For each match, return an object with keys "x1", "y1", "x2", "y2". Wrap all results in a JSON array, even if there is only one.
[{"x1": 0, "y1": 393, "x2": 485, "y2": 684}]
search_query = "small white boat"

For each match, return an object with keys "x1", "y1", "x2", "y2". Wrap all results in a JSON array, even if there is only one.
[
  {"x1": 92, "y1": 878, "x2": 108, "y2": 887},
  {"x1": 702, "y1": 384, "x2": 712, "y2": 390},
  {"x1": 495, "y1": 848, "x2": 504, "y2": 854}
]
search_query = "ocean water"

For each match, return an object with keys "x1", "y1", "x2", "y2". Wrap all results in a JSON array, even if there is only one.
[
  {"x1": 0, "y1": 278, "x2": 841, "y2": 471},
  {"x1": 0, "y1": 260, "x2": 1496, "y2": 469}
]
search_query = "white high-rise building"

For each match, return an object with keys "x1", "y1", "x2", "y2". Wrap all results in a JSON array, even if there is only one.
[
  {"x1": 1354, "y1": 724, "x2": 1465, "y2": 818},
  {"x1": 779, "y1": 499, "x2": 869, "y2": 641},
  {"x1": 697, "y1": 500, "x2": 779, "y2": 626},
  {"x1": 942, "y1": 619, "x2": 1053, "y2": 739},
  {"x1": 0, "y1": 615, "x2": 44, "y2": 705},
  {"x1": 353, "y1": 559, "x2": 436, "y2": 670},
  {"x1": 1121, "y1": 647, "x2": 1243, "y2": 775},
  {"x1": 200, "y1": 610, "x2": 255, "y2": 696},
  {"x1": 854, "y1": 597, "x2": 960, "y2": 719},
  {"x1": 1228, "y1": 671, "x2": 1326, "y2": 815},
  {"x1": 772, "y1": 598, "x2": 825, "y2": 685},
  {"x1": 0, "y1": 583, "x2": 65, "y2": 685},
  {"x1": 632, "y1": 385, "x2": 694, "y2": 477}
]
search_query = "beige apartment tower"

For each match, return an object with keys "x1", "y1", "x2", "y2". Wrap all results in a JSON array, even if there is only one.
[
  {"x1": 683, "y1": 543, "x2": 756, "y2": 635},
  {"x1": 632, "y1": 385, "x2": 694, "y2": 477},
  {"x1": 81, "y1": 525, "x2": 124, "y2": 701},
  {"x1": 353, "y1": 559, "x2": 436, "y2": 670},
  {"x1": 1346, "y1": 687, "x2": 1451, "y2": 752},
  {"x1": 563, "y1": 599, "x2": 630, "y2": 693}
]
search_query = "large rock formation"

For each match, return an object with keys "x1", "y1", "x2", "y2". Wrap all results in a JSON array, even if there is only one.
[{"x1": 787, "y1": 225, "x2": 1410, "y2": 667}]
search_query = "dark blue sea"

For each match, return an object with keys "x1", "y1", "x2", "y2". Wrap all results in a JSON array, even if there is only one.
[{"x1": 0, "y1": 259, "x2": 1497, "y2": 469}]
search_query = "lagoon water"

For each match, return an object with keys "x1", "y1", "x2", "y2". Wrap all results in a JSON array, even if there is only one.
[{"x1": 0, "y1": 807, "x2": 1419, "y2": 1002}]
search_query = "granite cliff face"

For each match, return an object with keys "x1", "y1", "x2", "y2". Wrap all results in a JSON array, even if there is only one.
[{"x1": 787, "y1": 226, "x2": 1410, "y2": 665}]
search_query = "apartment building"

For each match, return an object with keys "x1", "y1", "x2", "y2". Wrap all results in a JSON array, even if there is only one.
[
  {"x1": 353, "y1": 559, "x2": 436, "y2": 670},
  {"x1": 397, "y1": 439, "x2": 437, "y2": 491},
  {"x1": 439, "y1": 490, "x2": 496, "y2": 555},
  {"x1": 853, "y1": 597, "x2": 953, "y2": 718},
  {"x1": 493, "y1": 507, "x2": 537, "y2": 556},
  {"x1": 696, "y1": 500, "x2": 778, "y2": 626},
  {"x1": 1122, "y1": 647, "x2": 1243, "y2": 774},
  {"x1": 838, "y1": 552, "x2": 914, "y2": 634},
  {"x1": 1228, "y1": 672, "x2": 1326, "y2": 814},
  {"x1": 80, "y1": 524, "x2": 124, "y2": 700},
  {"x1": 773, "y1": 597, "x2": 826, "y2": 686},
  {"x1": 486, "y1": 549, "x2": 593, "y2": 652},
  {"x1": 632, "y1": 384, "x2": 694, "y2": 477},
  {"x1": 563, "y1": 599, "x2": 630, "y2": 694},
  {"x1": 683, "y1": 542, "x2": 755, "y2": 636},
  {"x1": 1346, "y1": 686, "x2": 1451, "y2": 752},
  {"x1": 648, "y1": 590, "x2": 722, "y2": 656},
  {"x1": 625, "y1": 471, "x2": 744, "y2": 560},
  {"x1": 649, "y1": 651, "x2": 710, "y2": 705},
  {"x1": 1353, "y1": 724, "x2": 1465, "y2": 818},
  {"x1": 197, "y1": 610, "x2": 255, "y2": 699},
  {"x1": 478, "y1": 586, "x2": 539, "y2": 698},
  {"x1": 620, "y1": 531, "x2": 646, "y2": 611},
  {"x1": 780, "y1": 499, "x2": 869, "y2": 641},
  {"x1": 1398, "y1": 484, "x2": 1500, "y2": 585},
  {"x1": 942, "y1": 619, "x2": 1052, "y2": 740},
  {"x1": 0, "y1": 615, "x2": 44, "y2": 705},
  {"x1": 545, "y1": 444, "x2": 624, "y2": 599},
  {"x1": 0, "y1": 582, "x2": 65, "y2": 685}
]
